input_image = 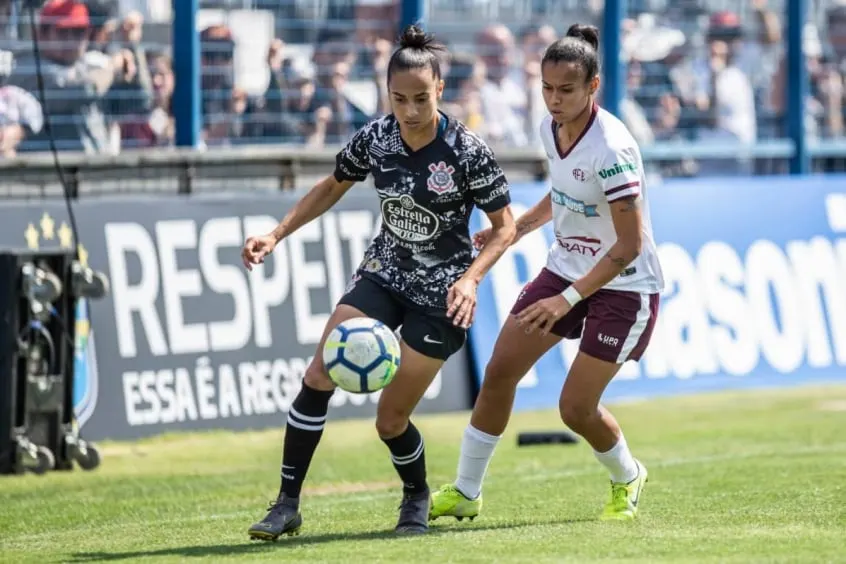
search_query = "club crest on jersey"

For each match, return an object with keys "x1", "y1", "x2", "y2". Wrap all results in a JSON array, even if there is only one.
[
  {"x1": 427, "y1": 161, "x2": 456, "y2": 195},
  {"x1": 572, "y1": 168, "x2": 586, "y2": 182}
]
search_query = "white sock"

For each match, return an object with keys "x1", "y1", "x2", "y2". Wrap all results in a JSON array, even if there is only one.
[
  {"x1": 594, "y1": 434, "x2": 639, "y2": 483},
  {"x1": 454, "y1": 424, "x2": 500, "y2": 500}
]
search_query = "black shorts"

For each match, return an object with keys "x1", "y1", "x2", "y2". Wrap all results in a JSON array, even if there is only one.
[{"x1": 338, "y1": 274, "x2": 466, "y2": 361}]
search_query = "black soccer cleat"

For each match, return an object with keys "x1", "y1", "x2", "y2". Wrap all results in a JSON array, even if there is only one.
[
  {"x1": 394, "y1": 489, "x2": 431, "y2": 535},
  {"x1": 248, "y1": 494, "x2": 303, "y2": 541}
]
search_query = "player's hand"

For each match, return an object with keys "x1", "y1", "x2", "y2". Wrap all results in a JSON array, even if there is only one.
[
  {"x1": 516, "y1": 295, "x2": 570, "y2": 337},
  {"x1": 242, "y1": 234, "x2": 277, "y2": 271},
  {"x1": 472, "y1": 228, "x2": 492, "y2": 250},
  {"x1": 446, "y1": 277, "x2": 478, "y2": 329}
]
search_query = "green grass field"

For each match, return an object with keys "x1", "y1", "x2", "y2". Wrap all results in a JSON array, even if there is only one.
[{"x1": 1, "y1": 384, "x2": 845, "y2": 563}]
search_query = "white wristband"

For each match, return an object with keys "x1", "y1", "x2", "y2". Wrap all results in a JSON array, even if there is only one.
[{"x1": 562, "y1": 285, "x2": 583, "y2": 307}]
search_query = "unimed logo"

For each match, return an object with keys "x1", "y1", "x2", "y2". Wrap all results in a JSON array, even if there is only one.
[{"x1": 597, "y1": 161, "x2": 637, "y2": 180}]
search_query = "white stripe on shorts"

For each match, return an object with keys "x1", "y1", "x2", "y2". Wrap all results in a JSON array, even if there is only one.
[{"x1": 616, "y1": 293, "x2": 651, "y2": 363}]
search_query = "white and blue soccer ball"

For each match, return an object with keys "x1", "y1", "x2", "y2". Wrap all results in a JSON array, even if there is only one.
[{"x1": 322, "y1": 317, "x2": 401, "y2": 394}]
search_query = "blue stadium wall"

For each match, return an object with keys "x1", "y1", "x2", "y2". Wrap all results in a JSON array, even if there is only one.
[
  {"x1": 1, "y1": 173, "x2": 844, "y2": 440},
  {"x1": 469, "y1": 175, "x2": 846, "y2": 409}
]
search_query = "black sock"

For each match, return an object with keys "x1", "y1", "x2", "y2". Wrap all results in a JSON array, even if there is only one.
[
  {"x1": 382, "y1": 421, "x2": 428, "y2": 495},
  {"x1": 279, "y1": 383, "x2": 334, "y2": 500}
]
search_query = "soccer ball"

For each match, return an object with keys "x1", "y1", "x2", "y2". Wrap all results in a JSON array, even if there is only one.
[{"x1": 322, "y1": 317, "x2": 401, "y2": 394}]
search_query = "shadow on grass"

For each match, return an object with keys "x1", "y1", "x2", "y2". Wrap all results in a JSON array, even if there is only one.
[{"x1": 68, "y1": 516, "x2": 593, "y2": 561}]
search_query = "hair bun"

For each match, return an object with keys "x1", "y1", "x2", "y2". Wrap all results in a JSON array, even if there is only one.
[
  {"x1": 399, "y1": 24, "x2": 434, "y2": 50},
  {"x1": 566, "y1": 23, "x2": 599, "y2": 51}
]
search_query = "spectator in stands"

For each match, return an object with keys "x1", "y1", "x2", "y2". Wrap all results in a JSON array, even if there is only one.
[
  {"x1": 621, "y1": 15, "x2": 697, "y2": 177},
  {"x1": 85, "y1": 0, "x2": 118, "y2": 54},
  {"x1": 0, "y1": 0, "x2": 14, "y2": 41},
  {"x1": 354, "y1": 0, "x2": 398, "y2": 45},
  {"x1": 306, "y1": 59, "x2": 365, "y2": 146},
  {"x1": 723, "y1": 1, "x2": 781, "y2": 95},
  {"x1": 230, "y1": 86, "x2": 249, "y2": 141},
  {"x1": 81, "y1": 0, "x2": 120, "y2": 149},
  {"x1": 104, "y1": 10, "x2": 153, "y2": 149},
  {"x1": 768, "y1": 23, "x2": 834, "y2": 141},
  {"x1": 242, "y1": 39, "x2": 314, "y2": 144},
  {"x1": 620, "y1": 59, "x2": 655, "y2": 147},
  {"x1": 476, "y1": 24, "x2": 529, "y2": 147},
  {"x1": 621, "y1": 15, "x2": 686, "y2": 144},
  {"x1": 313, "y1": 28, "x2": 357, "y2": 71},
  {"x1": 830, "y1": 0, "x2": 846, "y2": 62},
  {"x1": 360, "y1": 36, "x2": 392, "y2": 117},
  {"x1": 824, "y1": 0, "x2": 846, "y2": 138},
  {"x1": 200, "y1": 24, "x2": 235, "y2": 146},
  {"x1": 695, "y1": 35, "x2": 757, "y2": 175},
  {"x1": 254, "y1": 0, "x2": 354, "y2": 44},
  {"x1": 0, "y1": 49, "x2": 43, "y2": 156},
  {"x1": 663, "y1": 11, "x2": 756, "y2": 175},
  {"x1": 307, "y1": 28, "x2": 370, "y2": 146},
  {"x1": 767, "y1": 2, "x2": 845, "y2": 173},
  {"x1": 441, "y1": 52, "x2": 485, "y2": 133},
  {"x1": 8, "y1": 0, "x2": 135, "y2": 153},
  {"x1": 120, "y1": 50, "x2": 173, "y2": 148},
  {"x1": 659, "y1": 0, "x2": 707, "y2": 28},
  {"x1": 517, "y1": 23, "x2": 556, "y2": 146}
]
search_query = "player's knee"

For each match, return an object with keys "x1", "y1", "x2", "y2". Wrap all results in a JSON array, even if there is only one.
[
  {"x1": 558, "y1": 398, "x2": 596, "y2": 434},
  {"x1": 481, "y1": 358, "x2": 521, "y2": 391},
  {"x1": 374, "y1": 410, "x2": 409, "y2": 439},
  {"x1": 303, "y1": 359, "x2": 335, "y2": 391}
]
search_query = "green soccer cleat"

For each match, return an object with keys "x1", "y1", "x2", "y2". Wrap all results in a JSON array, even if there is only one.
[
  {"x1": 429, "y1": 484, "x2": 482, "y2": 522},
  {"x1": 600, "y1": 459, "x2": 648, "y2": 521}
]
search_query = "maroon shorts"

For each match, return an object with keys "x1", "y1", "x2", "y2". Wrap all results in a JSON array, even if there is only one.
[{"x1": 511, "y1": 268, "x2": 660, "y2": 364}]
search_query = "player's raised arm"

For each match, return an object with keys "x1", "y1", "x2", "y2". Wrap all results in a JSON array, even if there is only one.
[{"x1": 241, "y1": 124, "x2": 371, "y2": 270}]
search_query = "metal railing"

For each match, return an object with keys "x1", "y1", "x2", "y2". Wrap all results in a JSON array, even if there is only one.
[
  {"x1": 0, "y1": 144, "x2": 548, "y2": 198},
  {"x1": 2, "y1": 137, "x2": 843, "y2": 200}
]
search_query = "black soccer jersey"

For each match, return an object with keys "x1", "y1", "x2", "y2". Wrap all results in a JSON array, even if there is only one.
[{"x1": 333, "y1": 112, "x2": 511, "y2": 311}]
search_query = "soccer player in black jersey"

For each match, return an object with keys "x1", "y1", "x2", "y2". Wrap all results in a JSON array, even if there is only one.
[{"x1": 242, "y1": 25, "x2": 516, "y2": 538}]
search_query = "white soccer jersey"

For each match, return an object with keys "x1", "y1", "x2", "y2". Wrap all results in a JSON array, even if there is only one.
[{"x1": 539, "y1": 104, "x2": 664, "y2": 294}]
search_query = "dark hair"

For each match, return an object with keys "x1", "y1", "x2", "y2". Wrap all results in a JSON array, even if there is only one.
[
  {"x1": 387, "y1": 25, "x2": 447, "y2": 82},
  {"x1": 542, "y1": 23, "x2": 600, "y2": 81}
]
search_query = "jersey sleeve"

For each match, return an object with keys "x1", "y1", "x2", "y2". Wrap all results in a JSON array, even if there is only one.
[
  {"x1": 333, "y1": 123, "x2": 372, "y2": 182},
  {"x1": 464, "y1": 138, "x2": 511, "y2": 213},
  {"x1": 596, "y1": 145, "x2": 642, "y2": 203}
]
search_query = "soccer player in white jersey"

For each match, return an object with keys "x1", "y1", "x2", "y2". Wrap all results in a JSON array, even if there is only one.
[{"x1": 431, "y1": 23, "x2": 665, "y2": 522}]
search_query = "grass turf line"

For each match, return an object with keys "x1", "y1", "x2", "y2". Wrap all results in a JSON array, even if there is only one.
[{"x1": 0, "y1": 384, "x2": 844, "y2": 563}]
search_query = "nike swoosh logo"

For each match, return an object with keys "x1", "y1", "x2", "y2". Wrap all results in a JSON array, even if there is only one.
[
  {"x1": 380, "y1": 164, "x2": 398, "y2": 172},
  {"x1": 423, "y1": 335, "x2": 442, "y2": 344}
]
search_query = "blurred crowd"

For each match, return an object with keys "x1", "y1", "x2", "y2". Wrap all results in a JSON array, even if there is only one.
[{"x1": 0, "y1": 0, "x2": 843, "y2": 176}]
